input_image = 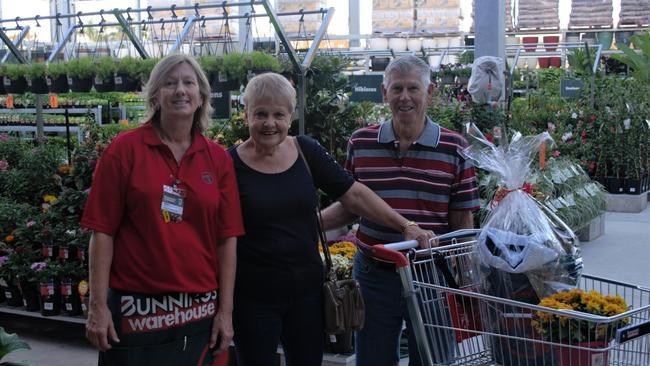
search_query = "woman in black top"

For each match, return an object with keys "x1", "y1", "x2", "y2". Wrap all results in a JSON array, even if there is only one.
[{"x1": 229, "y1": 73, "x2": 433, "y2": 366}]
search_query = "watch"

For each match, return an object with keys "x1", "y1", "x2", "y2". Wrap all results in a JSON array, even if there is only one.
[{"x1": 400, "y1": 220, "x2": 419, "y2": 233}]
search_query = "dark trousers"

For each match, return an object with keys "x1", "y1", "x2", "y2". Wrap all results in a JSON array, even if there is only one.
[
  {"x1": 99, "y1": 289, "x2": 220, "y2": 366},
  {"x1": 233, "y1": 292, "x2": 324, "y2": 366}
]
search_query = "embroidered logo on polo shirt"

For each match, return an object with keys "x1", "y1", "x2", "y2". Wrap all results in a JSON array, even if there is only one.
[{"x1": 201, "y1": 172, "x2": 214, "y2": 184}]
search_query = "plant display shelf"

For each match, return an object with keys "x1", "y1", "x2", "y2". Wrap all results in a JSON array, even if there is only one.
[
  {"x1": 0, "y1": 304, "x2": 86, "y2": 324},
  {"x1": 0, "y1": 107, "x2": 103, "y2": 141}
]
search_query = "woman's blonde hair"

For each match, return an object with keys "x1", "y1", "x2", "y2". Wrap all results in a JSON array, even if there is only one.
[
  {"x1": 243, "y1": 73, "x2": 296, "y2": 111},
  {"x1": 142, "y1": 54, "x2": 213, "y2": 133}
]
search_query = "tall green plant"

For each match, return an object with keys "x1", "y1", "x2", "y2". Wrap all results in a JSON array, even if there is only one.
[{"x1": 611, "y1": 31, "x2": 650, "y2": 82}]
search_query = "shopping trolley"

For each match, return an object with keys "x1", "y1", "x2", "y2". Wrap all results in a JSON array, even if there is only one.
[{"x1": 370, "y1": 229, "x2": 650, "y2": 366}]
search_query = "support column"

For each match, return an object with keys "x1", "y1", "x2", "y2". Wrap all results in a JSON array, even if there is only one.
[
  {"x1": 349, "y1": 0, "x2": 360, "y2": 48},
  {"x1": 474, "y1": 0, "x2": 505, "y2": 60}
]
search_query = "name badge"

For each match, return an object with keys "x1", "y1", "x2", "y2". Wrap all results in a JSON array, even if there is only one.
[{"x1": 161, "y1": 184, "x2": 184, "y2": 223}]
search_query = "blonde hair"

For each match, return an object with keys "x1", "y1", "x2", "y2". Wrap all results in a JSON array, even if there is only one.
[
  {"x1": 243, "y1": 73, "x2": 296, "y2": 111},
  {"x1": 142, "y1": 54, "x2": 213, "y2": 133}
]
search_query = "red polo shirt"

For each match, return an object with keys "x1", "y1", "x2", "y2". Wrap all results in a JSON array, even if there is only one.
[{"x1": 81, "y1": 123, "x2": 244, "y2": 294}]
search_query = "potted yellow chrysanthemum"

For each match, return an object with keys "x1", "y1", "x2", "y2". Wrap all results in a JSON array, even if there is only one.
[{"x1": 532, "y1": 288, "x2": 630, "y2": 366}]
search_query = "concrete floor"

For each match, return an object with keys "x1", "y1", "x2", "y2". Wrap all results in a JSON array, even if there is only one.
[{"x1": 2, "y1": 206, "x2": 649, "y2": 366}]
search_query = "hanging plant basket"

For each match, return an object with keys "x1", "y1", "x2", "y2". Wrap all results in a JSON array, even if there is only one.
[
  {"x1": 114, "y1": 73, "x2": 140, "y2": 92},
  {"x1": 47, "y1": 75, "x2": 70, "y2": 94},
  {"x1": 39, "y1": 279, "x2": 61, "y2": 316},
  {"x1": 93, "y1": 76, "x2": 115, "y2": 93},
  {"x1": 27, "y1": 77, "x2": 49, "y2": 94},
  {"x1": 3, "y1": 76, "x2": 28, "y2": 94},
  {"x1": 68, "y1": 76, "x2": 93, "y2": 93}
]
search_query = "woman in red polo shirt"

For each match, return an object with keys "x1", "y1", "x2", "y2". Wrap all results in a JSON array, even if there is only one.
[{"x1": 81, "y1": 54, "x2": 244, "y2": 366}]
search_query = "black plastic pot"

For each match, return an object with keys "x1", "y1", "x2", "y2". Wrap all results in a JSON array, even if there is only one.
[
  {"x1": 58, "y1": 245, "x2": 78, "y2": 262},
  {"x1": 60, "y1": 279, "x2": 83, "y2": 316},
  {"x1": 39, "y1": 279, "x2": 61, "y2": 316},
  {"x1": 93, "y1": 76, "x2": 115, "y2": 92},
  {"x1": 27, "y1": 77, "x2": 49, "y2": 94},
  {"x1": 68, "y1": 76, "x2": 93, "y2": 93},
  {"x1": 42, "y1": 243, "x2": 59, "y2": 259},
  {"x1": 19, "y1": 281, "x2": 40, "y2": 311},
  {"x1": 47, "y1": 75, "x2": 69, "y2": 93},
  {"x1": 2, "y1": 283, "x2": 23, "y2": 307},
  {"x1": 3, "y1": 76, "x2": 28, "y2": 94},
  {"x1": 114, "y1": 73, "x2": 140, "y2": 92},
  {"x1": 370, "y1": 57, "x2": 390, "y2": 72}
]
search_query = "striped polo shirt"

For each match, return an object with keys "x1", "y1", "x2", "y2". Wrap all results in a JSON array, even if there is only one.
[{"x1": 345, "y1": 118, "x2": 480, "y2": 247}]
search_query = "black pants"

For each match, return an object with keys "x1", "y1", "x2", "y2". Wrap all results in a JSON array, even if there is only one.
[
  {"x1": 99, "y1": 289, "x2": 219, "y2": 366},
  {"x1": 233, "y1": 292, "x2": 323, "y2": 366}
]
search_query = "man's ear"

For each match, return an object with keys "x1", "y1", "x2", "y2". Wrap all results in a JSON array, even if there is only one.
[{"x1": 381, "y1": 84, "x2": 387, "y2": 103}]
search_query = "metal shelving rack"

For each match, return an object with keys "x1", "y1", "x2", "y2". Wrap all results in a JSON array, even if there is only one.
[{"x1": 0, "y1": 106, "x2": 103, "y2": 141}]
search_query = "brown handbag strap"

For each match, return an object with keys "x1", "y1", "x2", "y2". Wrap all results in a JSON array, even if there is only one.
[{"x1": 293, "y1": 136, "x2": 335, "y2": 275}]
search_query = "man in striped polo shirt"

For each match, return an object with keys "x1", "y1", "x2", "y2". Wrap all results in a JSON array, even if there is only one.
[{"x1": 322, "y1": 55, "x2": 480, "y2": 366}]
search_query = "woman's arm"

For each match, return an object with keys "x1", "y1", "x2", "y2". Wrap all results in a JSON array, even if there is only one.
[
  {"x1": 211, "y1": 236, "x2": 237, "y2": 354},
  {"x1": 86, "y1": 231, "x2": 120, "y2": 351},
  {"x1": 337, "y1": 182, "x2": 434, "y2": 248}
]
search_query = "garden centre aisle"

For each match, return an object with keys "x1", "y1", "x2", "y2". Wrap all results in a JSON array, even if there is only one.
[{"x1": 2, "y1": 206, "x2": 650, "y2": 366}]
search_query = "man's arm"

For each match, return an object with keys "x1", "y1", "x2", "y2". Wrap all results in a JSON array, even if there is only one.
[{"x1": 320, "y1": 201, "x2": 358, "y2": 231}]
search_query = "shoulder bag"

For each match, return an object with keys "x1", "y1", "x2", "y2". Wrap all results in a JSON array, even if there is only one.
[{"x1": 293, "y1": 137, "x2": 365, "y2": 335}]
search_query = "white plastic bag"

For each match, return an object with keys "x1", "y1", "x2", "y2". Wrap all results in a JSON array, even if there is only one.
[{"x1": 468, "y1": 56, "x2": 504, "y2": 104}]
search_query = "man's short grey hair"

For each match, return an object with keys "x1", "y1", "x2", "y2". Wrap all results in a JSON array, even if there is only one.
[{"x1": 383, "y1": 55, "x2": 431, "y2": 87}]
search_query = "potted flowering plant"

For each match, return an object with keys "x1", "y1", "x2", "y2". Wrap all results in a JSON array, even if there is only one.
[
  {"x1": 59, "y1": 260, "x2": 86, "y2": 316},
  {"x1": 532, "y1": 288, "x2": 630, "y2": 366},
  {"x1": 31, "y1": 260, "x2": 63, "y2": 316}
]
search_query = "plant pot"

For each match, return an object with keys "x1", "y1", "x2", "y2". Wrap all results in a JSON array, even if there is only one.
[
  {"x1": 557, "y1": 341, "x2": 608, "y2": 366},
  {"x1": 596, "y1": 31, "x2": 613, "y2": 50},
  {"x1": 538, "y1": 58, "x2": 550, "y2": 68},
  {"x1": 28, "y1": 77, "x2": 49, "y2": 94},
  {"x1": 47, "y1": 75, "x2": 69, "y2": 93},
  {"x1": 615, "y1": 31, "x2": 634, "y2": 47},
  {"x1": 93, "y1": 76, "x2": 115, "y2": 92},
  {"x1": 324, "y1": 332, "x2": 354, "y2": 354},
  {"x1": 76, "y1": 247, "x2": 87, "y2": 263},
  {"x1": 606, "y1": 177, "x2": 624, "y2": 194},
  {"x1": 58, "y1": 245, "x2": 78, "y2": 262},
  {"x1": 39, "y1": 279, "x2": 61, "y2": 316},
  {"x1": 522, "y1": 36, "x2": 538, "y2": 52},
  {"x1": 19, "y1": 281, "x2": 40, "y2": 311},
  {"x1": 549, "y1": 57, "x2": 562, "y2": 68},
  {"x1": 2, "y1": 282, "x2": 23, "y2": 307},
  {"x1": 114, "y1": 73, "x2": 140, "y2": 92},
  {"x1": 441, "y1": 75, "x2": 456, "y2": 85},
  {"x1": 60, "y1": 279, "x2": 83, "y2": 316},
  {"x1": 42, "y1": 243, "x2": 59, "y2": 259},
  {"x1": 625, "y1": 178, "x2": 643, "y2": 195},
  {"x1": 370, "y1": 57, "x2": 390, "y2": 72},
  {"x1": 68, "y1": 76, "x2": 93, "y2": 93},
  {"x1": 3, "y1": 76, "x2": 28, "y2": 94},
  {"x1": 543, "y1": 36, "x2": 560, "y2": 52}
]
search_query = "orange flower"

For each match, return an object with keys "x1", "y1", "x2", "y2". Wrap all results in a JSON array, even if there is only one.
[
  {"x1": 58, "y1": 164, "x2": 73, "y2": 174},
  {"x1": 4, "y1": 234, "x2": 14, "y2": 243}
]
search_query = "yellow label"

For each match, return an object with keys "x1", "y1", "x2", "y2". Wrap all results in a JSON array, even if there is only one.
[
  {"x1": 78, "y1": 280, "x2": 89, "y2": 296},
  {"x1": 162, "y1": 210, "x2": 171, "y2": 223}
]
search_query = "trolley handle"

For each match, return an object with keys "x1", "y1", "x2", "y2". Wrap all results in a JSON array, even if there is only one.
[{"x1": 371, "y1": 229, "x2": 482, "y2": 268}]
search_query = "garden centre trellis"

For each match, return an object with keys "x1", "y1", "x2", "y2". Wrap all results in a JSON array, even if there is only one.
[{"x1": 0, "y1": 1, "x2": 335, "y2": 136}]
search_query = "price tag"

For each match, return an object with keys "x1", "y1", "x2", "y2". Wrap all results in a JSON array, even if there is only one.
[
  {"x1": 44, "y1": 302, "x2": 53, "y2": 310},
  {"x1": 50, "y1": 94, "x2": 59, "y2": 108},
  {"x1": 6, "y1": 95, "x2": 13, "y2": 109},
  {"x1": 564, "y1": 194, "x2": 576, "y2": 206},
  {"x1": 66, "y1": 303, "x2": 73, "y2": 311}
]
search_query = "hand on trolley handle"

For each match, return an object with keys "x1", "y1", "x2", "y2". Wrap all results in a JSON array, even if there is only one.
[{"x1": 370, "y1": 229, "x2": 482, "y2": 269}]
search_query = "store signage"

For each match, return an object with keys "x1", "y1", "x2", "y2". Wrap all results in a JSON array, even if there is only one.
[
  {"x1": 350, "y1": 75, "x2": 384, "y2": 103},
  {"x1": 560, "y1": 79, "x2": 584, "y2": 98},
  {"x1": 211, "y1": 91, "x2": 231, "y2": 119}
]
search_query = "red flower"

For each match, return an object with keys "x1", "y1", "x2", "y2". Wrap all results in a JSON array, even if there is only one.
[
  {"x1": 552, "y1": 150, "x2": 561, "y2": 157},
  {"x1": 581, "y1": 130, "x2": 587, "y2": 143},
  {"x1": 485, "y1": 133, "x2": 494, "y2": 143},
  {"x1": 589, "y1": 115, "x2": 597, "y2": 123}
]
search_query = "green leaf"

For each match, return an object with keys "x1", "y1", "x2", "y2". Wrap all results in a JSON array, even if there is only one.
[{"x1": 0, "y1": 327, "x2": 30, "y2": 361}]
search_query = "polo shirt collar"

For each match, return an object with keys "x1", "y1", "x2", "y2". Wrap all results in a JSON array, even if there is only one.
[
  {"x1": 142, "y1": 122, "x2": 207, "y2": 155},
  {"x1": 377, "y1": 117, "x2": 441, "y2": 148}
]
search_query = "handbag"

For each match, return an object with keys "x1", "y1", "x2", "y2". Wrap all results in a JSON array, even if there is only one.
[{"x1": 293, "y1": 137, "x2": 366, "y2": 335}]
